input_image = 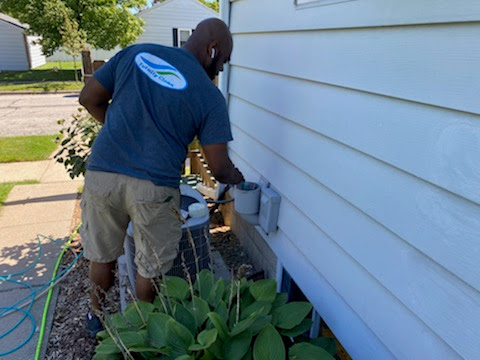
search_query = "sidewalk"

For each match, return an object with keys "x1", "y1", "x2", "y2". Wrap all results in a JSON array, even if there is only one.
[{"x1": 0, "y1": 156, "x2": 82, "y2": 359}]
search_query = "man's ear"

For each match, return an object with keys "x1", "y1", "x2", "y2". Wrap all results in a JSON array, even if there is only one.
[{"x1": 207, "y1": 41, "x2": 218, "y2": 59}]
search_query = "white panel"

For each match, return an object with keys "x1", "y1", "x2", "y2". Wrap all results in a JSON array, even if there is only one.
[
  {"x1": 27, "y1": 36, "x2": 46, "y2": 68},
  {"x1": 0, "y1": 21, "x2": 28, "y2": 70},
  {"x1": 138, "y1": 0, "x2": 219, "y2": 46},
  {"x1": 230, "y1": 0, "x2": 480, "y2": 33},
  {"x1": 229, "y1": 66, "x2": 480, "y2": 205},
  {"x1": 231, "y1": 24, "x2": 480, "y2": 115},
  {"x1": 229, "y1": 96, "x2": 480, "y2": 296},
  {"x1": 228, "y1": 148, "x2": 463, "y2": 359}
]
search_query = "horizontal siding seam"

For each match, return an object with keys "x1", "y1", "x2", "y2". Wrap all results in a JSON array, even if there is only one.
[
  {"x1": 229, "y1": 144, "x2": 463, "y2": 359},
  {"x1": 230, "y1": 19, "x2": 480, "y2": 35},
  {"x1": 229, "y1": 63, "x2": 480, "y2": 118},
  {"x1": 230, "y1": 122, "x2": 480, "y2": 295},
  {"x1": 228, "y1": 92, "x2": 480, "y2": 208}
]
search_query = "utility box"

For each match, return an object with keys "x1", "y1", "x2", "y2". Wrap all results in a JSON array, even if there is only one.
[{"x1": 259, "y1": 187, "x2": 281, "y2": 234}]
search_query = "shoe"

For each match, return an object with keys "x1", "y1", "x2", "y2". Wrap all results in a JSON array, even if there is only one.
[{"x1": 86, "y1": 312, "x2": 104, "y2": 338}]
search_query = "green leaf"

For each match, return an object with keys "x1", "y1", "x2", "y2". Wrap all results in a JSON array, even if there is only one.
[
  {"x1": 207, "y1": 312, "x2": 229, "y2": 341},
  {"x1": 147, "y1": 312, "x2": 171, "y2": 348},
  {"x1": 231, "y1": 313, "x2": 261, "y2": 337},
  {"x1": 272, "y1": 302, "x2": 312, "y2": 329},
  {"x1": 214, "y1": 300, "x2": 228, "y2": 323},
  {"x1": 96, "y1": 329, "x2": 109, "y2": 341},
  {"x1": 96, "y1": 331, "x2": 145, "y2": 354},
  {"x1": 249, "y1": 279, "x2": 277, "y2": 303},
  {"x1": 249, "y1": 315, "x2": 272, "y2": 336},
  {"x1": 271, "y1": 293, "x2": 288, "y2": 310},
  {"x1": 310, "y1": 337, "x2": 337, "y2": 356},
  {"x1": 253, "y1": 324, "x2": 285, "y2": 360},
  {"x1": 195, "y1": 269, "x2": 215, "y2": 302},
  {"x1": 105, "y1": 313, "x2": 130, "y2": 331},
  {"x1": 223, "y1": 280, "x2": 239, "y2": 303},
  {"x1": 95, "y1": 338, "x2": 122, "y2": 355},
  {"x1": 241, "y1": 348, "x2": 253, "y2": 360},
  {"x1": 279, "y1": 318, "x2": 313, "y2": 338},
  {"x1": 209, "y1": 338, "x2": 225, "y2": 359},
  {"x1": 166, "y1": 318, "x2": 195, "y2": 357},
  {"x1": 164, "y1": 276, "x2": 190, "y2": 300},
  {"x1": 240, "y1": 291, "x2": 256, "y2": 312},
  {"x1": 288, "y1": 342, "x2": 335, "y2": 360},
  {"x1": 154, "y1": 295, "x2": 168, "y2": 312},
  {"x1": 188, "y1": 328, "x2": 218, "y2": 351},
  {"x1": 187, "y1": 296, "x2": 210, "y2": 328},
  {"x1": 241, "y1": 301, "x2": 272, "y2": 320},
  {"x1": 200, "y1": 351, "x2": 216, "y2": 360},
  {"x1": 198, "y1": 328, "x2": 218, "y2": 347},
  {"x1": 173, "y1": 304, "x2": 196, "y2": 335},
  {"x1": 208, "y1": 278, "x2": 225, "y2": 307},
  {"x1": 176, "y1": 355, "x2": 192, "y2": 360},
  {"x1": 228, "y1": 303, "x2": 238, "y2": 329},
  {"x1": 128, "y1": 345, "x2": 169, "y2": 354},
  {"x1": 123, "y1": 301, "x2": 155, "y2": 327},
  {"x1": 92, "y1": 352, "x2": 122, "y2": 360},
  {"x1": 223, "y1": 331, "x2": 252, "y2": 360}
]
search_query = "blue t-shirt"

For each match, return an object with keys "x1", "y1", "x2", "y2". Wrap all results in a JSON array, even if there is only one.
[{"x1": 87, "y1": 44, "x2": 233, "y2": 188}]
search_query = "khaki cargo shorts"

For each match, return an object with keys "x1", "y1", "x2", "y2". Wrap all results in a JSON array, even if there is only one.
[{"x1": 80, "y1": 170, "x2": 182, "y2": 278}]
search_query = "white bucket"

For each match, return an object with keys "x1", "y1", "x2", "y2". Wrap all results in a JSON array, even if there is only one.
[{"x1": 234, "y1": 182, "x2": 260, "y2": 215}]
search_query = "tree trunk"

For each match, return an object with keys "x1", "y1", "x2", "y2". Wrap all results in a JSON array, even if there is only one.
[{"x1": 73, "y1": 56, "x2": 78, "y2": 82}]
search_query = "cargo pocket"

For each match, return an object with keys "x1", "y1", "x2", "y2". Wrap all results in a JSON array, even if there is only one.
[{"x1": 135, "y1": 196, "x2": 177, "y2": 227}]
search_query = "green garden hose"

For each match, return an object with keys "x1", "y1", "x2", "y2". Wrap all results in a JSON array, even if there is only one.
[{"x1": 34, "y1": 224, "x2": 81, "y2": 360}]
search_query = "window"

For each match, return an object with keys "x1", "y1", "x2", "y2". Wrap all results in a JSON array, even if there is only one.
[{"x1": 172, "y1": 28, "x2": 193, "y2": 47}]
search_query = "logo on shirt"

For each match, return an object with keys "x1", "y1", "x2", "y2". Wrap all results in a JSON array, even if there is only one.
[{"x1": 134, "y1": 52, "x2": 188, "y2": 90}]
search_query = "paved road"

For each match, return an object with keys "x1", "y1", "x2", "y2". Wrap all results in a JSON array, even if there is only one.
[{"x1": 0, "y1": 93, "x2": 81, "y2": 137}]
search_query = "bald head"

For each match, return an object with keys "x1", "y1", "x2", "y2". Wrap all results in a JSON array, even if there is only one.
[{"x1": 183, "y1": 18, "x2": 232, "y2": 80}]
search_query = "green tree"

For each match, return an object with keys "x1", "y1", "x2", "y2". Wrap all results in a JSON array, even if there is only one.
[
  {"x1": 198, "y1": 0, "x2": 219, "y2": 12},
  {"x1": 0, "y1": 0, "x2": 146, "y2": 56},
  {"x1": 60, "y1": 17, "x2": 87, "y2": 81}
]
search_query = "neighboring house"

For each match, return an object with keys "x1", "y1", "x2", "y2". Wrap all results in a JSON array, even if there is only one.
[
  {"x1": 219, "y1": 0, "x2": 480, "y2": 359},
  {"x1": 0, "y1": 13, "x2": 46, "y2": 71},
  {"x1": 48, "y1": 0, "x2": 219, "y2": 61}
]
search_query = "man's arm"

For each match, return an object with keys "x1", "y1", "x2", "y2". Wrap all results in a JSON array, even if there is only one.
[
  {"x1": 78, "y1": 77, "x2": 112, "y2": 124},
  {"x1": 202, "y1": 143, "x2": 244, "y2": 185}
]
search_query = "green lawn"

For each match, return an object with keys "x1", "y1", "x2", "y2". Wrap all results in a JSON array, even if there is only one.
[
  {"x1": 0, "y1": 180, "x2": 39, "y2": 209},
  {"x1": 0, "y1": 135, "x2": 59, "y2": 163},
  {"x1": 0, "y1": 81, "x2": 83, "y2": 92},
  {"x1": 0, "y1": 61, "x2": 82, "y2": 82}
]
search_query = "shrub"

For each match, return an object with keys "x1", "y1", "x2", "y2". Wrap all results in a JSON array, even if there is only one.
[
  {"x1": 93, "y1": 269, "x2": 336, "y2": 360},
  {"x1": 55, "y1": 109, "x2": 101, "y2": 179}
]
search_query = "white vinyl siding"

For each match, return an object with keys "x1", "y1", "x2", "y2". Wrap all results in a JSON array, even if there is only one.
[
  {"x1": 26, "y1": 35, "x2": 46, "y2": 68},
  {"x1": 0, "y1": 20, "x2": 29, "y2": 71},
  {"x1": 136, "y1": 0, "x2": 218, "y2": 46},
  {"x1": 225, "y1": 0, "x2": 480, "y2": 358}
]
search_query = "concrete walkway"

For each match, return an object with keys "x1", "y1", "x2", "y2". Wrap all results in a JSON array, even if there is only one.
[{"x1": 0, "y1": 155, "x2": 82, "y2": 359}]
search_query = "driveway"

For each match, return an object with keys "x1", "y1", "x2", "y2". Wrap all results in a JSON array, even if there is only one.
[{"x1": 0, "y1": 93, "x2": 81, "y2": 137}]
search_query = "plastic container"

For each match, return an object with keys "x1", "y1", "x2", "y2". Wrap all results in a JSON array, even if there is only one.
[{"x1": 234, "y1": 181, "x2": 261, "y2": 215}]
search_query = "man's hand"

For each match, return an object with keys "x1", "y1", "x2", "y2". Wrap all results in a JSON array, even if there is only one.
[
  {"x1": 202, "y1": 143, "x2": 245, "y2": 184},
  {"x1": 79, "y1": 77, "x2": 112, "y2": 124}
]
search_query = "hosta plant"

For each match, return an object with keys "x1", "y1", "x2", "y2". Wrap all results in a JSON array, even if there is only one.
[{"x1": 93, "y1": 269, "x2": 336, "y2": 360}]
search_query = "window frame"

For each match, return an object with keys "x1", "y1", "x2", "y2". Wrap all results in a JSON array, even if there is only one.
[{"x1": 177, "y1": 28, "x2": 193, "y2": 47}]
